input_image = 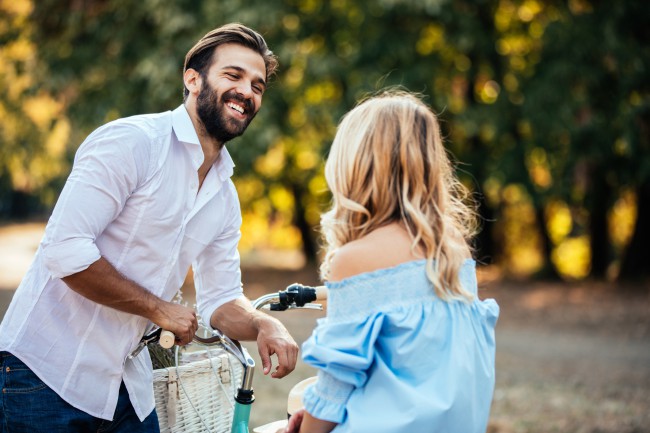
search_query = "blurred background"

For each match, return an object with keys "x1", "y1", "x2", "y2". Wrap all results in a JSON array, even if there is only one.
[{"x1": 0, "y1": 0, "x2": 648, "y2": 432}]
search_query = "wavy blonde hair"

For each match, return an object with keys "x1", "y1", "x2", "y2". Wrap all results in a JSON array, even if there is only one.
[{"x1": 320, "y1": 90, "x2": 478, "y2": 301}]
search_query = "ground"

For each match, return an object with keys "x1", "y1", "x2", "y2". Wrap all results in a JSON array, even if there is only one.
[{"x1": 1, "y1": 222, "x2": 649, "y2": 432}]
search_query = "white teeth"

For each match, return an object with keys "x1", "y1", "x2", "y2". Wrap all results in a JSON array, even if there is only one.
[{"x1": 227, "y1": 102, "x2": 244, "y2": 114}]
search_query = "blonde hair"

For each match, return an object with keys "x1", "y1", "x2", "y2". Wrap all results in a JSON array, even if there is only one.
[{"x1": 320, "y1": 89, "x2": 477, "y2": 301}]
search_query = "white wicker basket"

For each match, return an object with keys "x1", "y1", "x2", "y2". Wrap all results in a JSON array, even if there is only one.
[{"x1": 153, "y1": 348, "x2": 244, "y2": 433}]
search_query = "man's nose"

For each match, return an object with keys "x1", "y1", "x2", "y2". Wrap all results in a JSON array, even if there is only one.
[{"x1": 235, "y1": 82, "x2": 254, "y2": 99}]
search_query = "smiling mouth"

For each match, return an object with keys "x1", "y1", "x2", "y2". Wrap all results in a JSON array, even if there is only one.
[{"x1": 227, "y1": 101, "x2": 245, "y2": 115}]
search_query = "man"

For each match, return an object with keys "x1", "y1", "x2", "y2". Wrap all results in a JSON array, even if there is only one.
[{"x1": 0, "y1": 23, "x2": 298, "y2": 432}]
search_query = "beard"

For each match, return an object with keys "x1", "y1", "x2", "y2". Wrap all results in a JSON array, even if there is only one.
[{"x1": 196, "y1": 81, "x2": 257, "y2": 144}]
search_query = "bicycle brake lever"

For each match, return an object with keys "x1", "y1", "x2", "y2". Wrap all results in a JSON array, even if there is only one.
[
  {"x1": 269, "y1": 303, "x2": 323, "y2": 311},
  {"x1": 220, "y1": 335, "x2": 249, "y2": 366},
  {"x1": 127, "y1": 342, "x2": 146, "y2": 359},
  {"x1": 294, "y1": 304, "x2": 323, "y2": 311},
  {"x1": 127, "y1": 328, "x2": 163, "y2": 359},
  {"x1": 195, "y1": 328, "x2": 249, "y2": 366}
]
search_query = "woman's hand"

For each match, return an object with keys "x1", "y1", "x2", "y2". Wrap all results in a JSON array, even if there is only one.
[
  {"x1": 282, "y1": 409, "x2": 337, "y2": 433},
  {"x1": 283, "y1": 409, "x2": 305, "y2": 433}
]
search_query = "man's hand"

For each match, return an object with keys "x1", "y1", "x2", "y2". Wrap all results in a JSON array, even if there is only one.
[
  {"x1": 150, "y1": 301, "x2": 198, "y2": 346},
  {"x1": 255, "y1": 315, "x2": 299, "y2": 378},
  {"x1": 211, "y1": 297, "x2": 299, "y2": 378}
]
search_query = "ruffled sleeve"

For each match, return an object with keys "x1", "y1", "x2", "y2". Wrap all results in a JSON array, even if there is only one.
[{"x1": 301, "y1": 312, "x2": 385, "y2": 423}]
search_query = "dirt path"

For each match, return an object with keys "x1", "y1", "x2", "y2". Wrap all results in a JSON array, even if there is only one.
[
  {"x1": 1, "y1": 222, "x2": 648, "y2": 432},
  {"x1": 485, "y1": 281, "x2": 650, "y2": 433}
]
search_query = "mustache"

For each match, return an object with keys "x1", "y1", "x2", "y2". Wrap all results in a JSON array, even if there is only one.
[{"x1": 222, "y1": 90, "x2": 254, "y2": 113}]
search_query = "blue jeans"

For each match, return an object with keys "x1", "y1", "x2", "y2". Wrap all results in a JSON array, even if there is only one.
[{"x1": 0, "y1": 351, "x2": 159, "y2": 433}]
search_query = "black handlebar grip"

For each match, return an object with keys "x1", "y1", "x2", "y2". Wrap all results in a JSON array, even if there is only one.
[{"x1": 280, "y1": 283, "x2": 317, "y2": 307}]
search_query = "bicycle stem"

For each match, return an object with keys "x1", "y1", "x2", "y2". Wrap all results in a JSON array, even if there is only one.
[
  {"x1": 238, "y1": 351, "x2": 256, "y2": 395},
  {"x1": 231, "y1": 350, "x2": 256, "y2": 433}
]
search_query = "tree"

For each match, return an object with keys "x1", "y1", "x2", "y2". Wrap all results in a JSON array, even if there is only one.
[
  {"x1": 519, "y1": 1, "x2": 650, "y2": 280},
  {"x1": 4, "y1": 0, "x2": 647, "y2": 281},
  {"x1": 0, "y1": 0, "x2": 71, "y2": 217}
]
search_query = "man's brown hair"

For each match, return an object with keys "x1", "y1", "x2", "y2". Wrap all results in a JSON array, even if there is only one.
[{"x1": 183, "y1": 23, "x2": 278, "y2": 99}]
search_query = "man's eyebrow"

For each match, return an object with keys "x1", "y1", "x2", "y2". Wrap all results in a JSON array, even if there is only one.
[{"x1": 222, "y1": 65, "x2": 267, "y2": 88}]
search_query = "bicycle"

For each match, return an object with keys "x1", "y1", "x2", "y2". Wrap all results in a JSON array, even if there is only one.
[{"x1": 131, "y1": 283, "x2": 327, "y2": 433}]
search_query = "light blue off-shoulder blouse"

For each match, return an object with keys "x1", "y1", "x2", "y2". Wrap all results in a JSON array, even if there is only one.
[{"x1": 301, "y1": 259, "x2": 499, "y2": 433}]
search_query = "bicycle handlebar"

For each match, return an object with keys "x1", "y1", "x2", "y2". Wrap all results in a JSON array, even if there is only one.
[{"x1": 132, "y1": 283, "x2": 326, "y2": 354}]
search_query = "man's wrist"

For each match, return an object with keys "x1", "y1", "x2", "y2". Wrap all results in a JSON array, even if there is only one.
[
  {"x1": 252, "y1": 311, "x2": 278, "y2": 334},
  {"x1": 141, "y1": 290, "x2": 165, "y2": 324}
]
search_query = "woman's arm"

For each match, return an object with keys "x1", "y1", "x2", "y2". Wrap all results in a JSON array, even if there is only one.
[
  {"x1": 284, "y1": 409, "x2": 337, "y2": 433},
  {"x1": 299, "y1": 411, "x2": 337, "y2": 433}
]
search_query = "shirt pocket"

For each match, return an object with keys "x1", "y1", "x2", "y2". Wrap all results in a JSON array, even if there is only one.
[
  {"x1": 183, "y1": 226, "x2": 213, "y2": 246},
  {"x1": 178, "y1": 215, "x2": 223, "y2": 267},
  {"x1": 183, "y1": 202, "x2": 227, "y2": 246}
]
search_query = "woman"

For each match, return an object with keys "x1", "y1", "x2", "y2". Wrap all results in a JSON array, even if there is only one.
[{"x1": 286, "y1": 89, "x2": 499, "y2": 433}]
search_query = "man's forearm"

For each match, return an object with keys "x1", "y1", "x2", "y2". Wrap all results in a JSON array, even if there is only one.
[
  {"x1": 209, "y1": 296, "x2": 265, "y2": 340},
  {"x1": 62, "y1": 257, "x2": 198, "y2": 344},
  {"x1": 62, "y1": 257, "x2": 162, "y2": 321}
]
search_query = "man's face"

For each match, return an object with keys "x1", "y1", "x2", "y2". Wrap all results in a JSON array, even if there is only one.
[{"x1": 196, "y1": 43, "x2": 267, "y2": 144}]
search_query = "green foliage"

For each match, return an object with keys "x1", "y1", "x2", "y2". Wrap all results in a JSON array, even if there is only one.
[
  {"x1": 0, "y1": 0, "x2": 72, "y2": 216},
  {"x1": 1, "y1": 0, "x2": 649, "y2": 278}
]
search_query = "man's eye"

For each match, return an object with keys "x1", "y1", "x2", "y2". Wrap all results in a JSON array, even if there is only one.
[{"x1": 226, "y1": 73, "x2": 238, "y2": 79}]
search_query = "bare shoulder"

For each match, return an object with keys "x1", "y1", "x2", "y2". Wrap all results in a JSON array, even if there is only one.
[{"x1": 328, "y1": 223, "x2": 425, "y2": 282}]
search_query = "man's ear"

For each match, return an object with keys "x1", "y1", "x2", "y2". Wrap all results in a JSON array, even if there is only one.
[{"x1": 183, "y1": 68, "x2": 202, "y2": 96}]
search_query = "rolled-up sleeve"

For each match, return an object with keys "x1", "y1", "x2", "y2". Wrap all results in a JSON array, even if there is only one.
[
  {"x1": 41, "y1": 123, "x2": 150, "y2": 279},
  {"x1": 301, "y1": 313, "x2": 385, "y2": 423},
  {"x1": 193, "y1": 192, "x2": 244, "y2": 326}
]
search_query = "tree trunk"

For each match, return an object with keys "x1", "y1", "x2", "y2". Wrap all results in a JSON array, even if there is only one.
[
  {"x1": 290, "y1": 182, "x2": 318, "y2": 264},
  {"x1": 588, "y1": 168, "x2": 611, "y2": 279},
  {"x1": 535, "y1": 205, "x2": 561, "y2": 280},
  {"x1": 474, "y1": 195, "x2": 497, "y2": 266},
  {"x1": 618, "y1": 181, "x2": 650, "y2": 281},
  {"x1": 9, "y1": 190, "x2": 31, "y2": 219}
]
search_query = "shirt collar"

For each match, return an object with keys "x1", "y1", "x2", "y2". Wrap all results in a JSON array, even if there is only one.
[
  {"x1": 172, "y1": 104, "x2": 200, "y2": 145},
  {"x1": 172, "y1": 104, "x2": 235, "y2": 180}
]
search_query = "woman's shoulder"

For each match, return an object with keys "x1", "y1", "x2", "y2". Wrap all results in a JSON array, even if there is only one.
[{"x1": 328, "y1": 223, "x2": 424, "y2": 282}]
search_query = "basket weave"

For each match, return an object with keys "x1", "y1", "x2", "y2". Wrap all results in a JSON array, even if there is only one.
[{"x1": 153, "y1": 349, "x2": 244, "y2": 433}]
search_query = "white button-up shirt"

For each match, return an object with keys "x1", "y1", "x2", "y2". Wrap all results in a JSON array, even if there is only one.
[{"x1": 0, "y1": 105, "x2": 244, "y2": 420}]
